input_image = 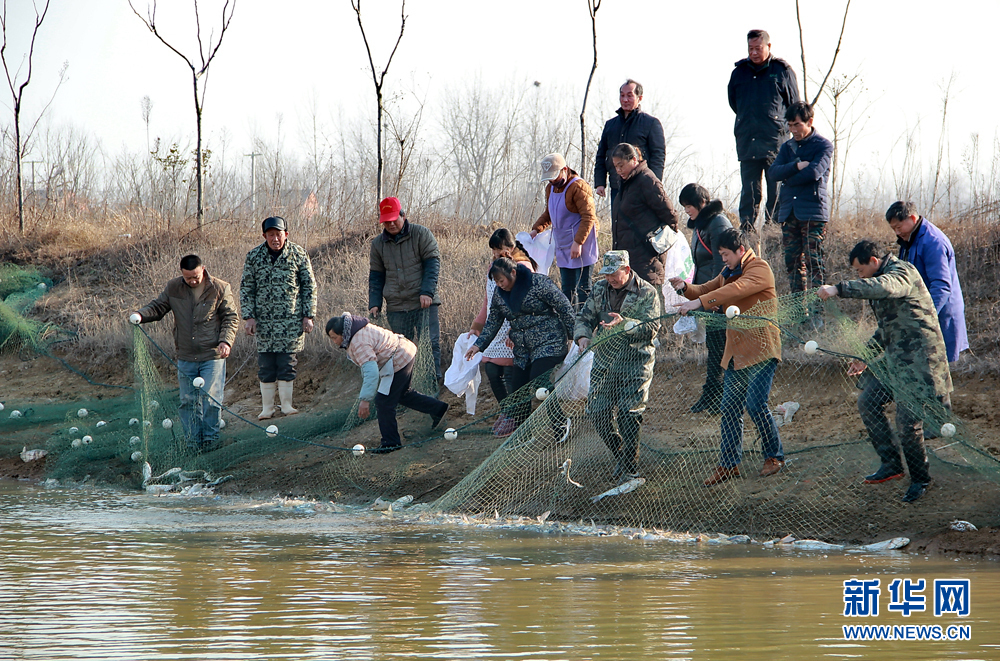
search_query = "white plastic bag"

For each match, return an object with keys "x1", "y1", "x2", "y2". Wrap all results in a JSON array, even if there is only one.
[
  {"x1": 661, "y1": 237, "x2": 696, "y2": 311},
  {"x1": 672, "y1": 315, "x2": 707, "y2": 344},
  {"x1": 553, "y1": 342, "x2": 593, "y2": 401},
  {"x1": 444, "y1": 332, "x2": 482, "y2": 415},
  {"x1": 516, "y1": 229, "x2": 556, "y2": 275}
]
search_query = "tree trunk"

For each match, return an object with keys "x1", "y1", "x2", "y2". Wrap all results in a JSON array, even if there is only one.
[
  {"x1": 14, "y1": 108, "x2": 23, "y2": 234},
  {"x1": 376, "y1": 89, "x2": 384, "y2": 201},
  {"x1": 193, "y1": 73, "x2": 204, "y2": 229}
]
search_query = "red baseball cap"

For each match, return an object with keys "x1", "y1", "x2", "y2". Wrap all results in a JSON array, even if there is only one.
[{"x1": 379, "y1": 197, "x2": 402, "y2": 223}]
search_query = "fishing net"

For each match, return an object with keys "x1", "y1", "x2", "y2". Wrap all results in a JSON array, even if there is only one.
[
  {"x1": 4, "y1": 270, "x2": 1000, "y2": 542},
  {"x1": 432, "y1": 290, "x2": 1000, "y2": 542}
]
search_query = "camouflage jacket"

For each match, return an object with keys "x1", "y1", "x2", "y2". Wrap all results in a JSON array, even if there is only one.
[
  {"x1": 240, "y1": 241, "x2": 317, "y2": 353},
  {"x1": 574, "y1": 272, "x2": 661, "y2": 379},
  {"x1": 837, "y1": 254, "x2": 953, "y2": 397}
]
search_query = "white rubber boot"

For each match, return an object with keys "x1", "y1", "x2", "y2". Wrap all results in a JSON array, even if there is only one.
[
  {"x1": 278, "y1": 380, "x2": 299, "y2": 416},
  {"x1": 258, "y1": 382, "x2": 277, "y2": 420}
]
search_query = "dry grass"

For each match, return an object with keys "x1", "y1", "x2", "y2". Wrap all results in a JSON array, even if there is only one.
[{"x1": 4, "y1": 207, "x2": 1000, "y2": 379}]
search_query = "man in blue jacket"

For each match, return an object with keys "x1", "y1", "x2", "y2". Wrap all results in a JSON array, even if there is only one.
[
  {"x1": 594, "y1": 79, "x2": 665, "y2": 206},
  {"x1": 769, "y1": 101, "x2": 833, "y2": 317},
  {"x1": 886, "y1": 201, "x2": 968, "y2": 363},
  {"x1": 728, "y1": 29, "x2": 800, "y2": 231}
]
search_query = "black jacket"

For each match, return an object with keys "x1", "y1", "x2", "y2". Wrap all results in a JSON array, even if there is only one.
[
  {"x1": 687, "y1": 200, "x2": 733, "y2": 286},
  {"x1": 611, "y1": 161, "x2": 679, "y2": 285},
  {"x1": 728, "y1": 56, "x2": 800, "y2": 161},
  {"x1": 594, "y1": 106, "x2": 665, "y2": 191}
]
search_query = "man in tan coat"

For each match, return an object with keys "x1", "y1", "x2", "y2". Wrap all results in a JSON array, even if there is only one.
[
  {"x1": 133, "y1": 254, "x2": 239, "y2": 452},
  {"x1": 670, "y1": 228, "x2": 784, "y2": 485}
]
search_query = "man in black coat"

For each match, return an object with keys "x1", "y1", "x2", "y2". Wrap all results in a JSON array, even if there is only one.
[
  {"x1": 728, "y1": 29, "x2": 800, "y2": 232},
  {"x1": 594, "y1": 79, "x2": 665, "y2": 207}
]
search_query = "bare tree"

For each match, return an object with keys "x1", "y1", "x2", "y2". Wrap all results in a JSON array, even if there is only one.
[
  {"x1": 1, "y1": 0, "x2": 63, "y2": 234},
  {"x1": 129, "y1": 0, "x2": 236, "y2": 229},
  {"x1": 929, "y1": 72, "x2": 957, "y2": 217},
  {"x1": 795, "y1": 0, "x2": 852, "y2": 107},
  {"x1": 351, "y1": 0, "x2": 407, "y2": 201},
  {"x1": 579, "y1": 0, "x2": 601, "y2": 173}
]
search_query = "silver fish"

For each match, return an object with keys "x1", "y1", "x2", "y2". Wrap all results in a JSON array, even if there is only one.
[
  {"x1": 793, "y1": 539, "x2": 845, "y2": 551},
  {"x1": 858, "y1": 537, "x2": 910, "y2": 552},
  {"x1": 560, "y1": 459, "x2": 584, "y2": 488},
  {"x1": 590, "y1": 477, "x2": 645, "y2": 503},
  {"x1": 557, "y1": 418, "x2": 572, "y2": 444},
  {"x1": 20, "y1": 447, "x2": 48, "y2": 462},
  {"x1": 142, "y1": 462, "x2": 152, "y2": 484},
  {"x1": 950, "y1": 520, "x2": 977, "y2": 532}
]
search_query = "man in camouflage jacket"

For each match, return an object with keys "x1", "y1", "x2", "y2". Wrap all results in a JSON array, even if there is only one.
[
  {"x1": 818, "y1": 241, "x2": 953, "y2": 503},
  {"x1": 575, "y1": 251, "x2": 661, "y2": 480},
  {"x1": 241, "y1": 216, "x2": 317, "y2": 420}
]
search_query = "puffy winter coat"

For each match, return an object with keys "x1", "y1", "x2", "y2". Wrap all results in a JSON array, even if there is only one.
[
  {"x1": 769, "y1": 129, "x2": 834, "y2": 223},
  {"x1": 369, "y1": 220, "x2": 441, "y2": 312},
  {"x1": 728, "y1": 56, "x2": 800, "y2": 161},
  {"x1": 240, "y1": 241, "x2": 317, "y2": 353},
  {"x1": 594, "y1": 106, "x2": 665, "y2": 191},
  {"x1": 611, "y1": 161, "x2": 680, "y2": 285},
  {"x1": 688, "y1": 200, "x2": 733, "y2": 285}
]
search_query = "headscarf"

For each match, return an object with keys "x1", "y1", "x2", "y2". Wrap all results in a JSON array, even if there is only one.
[{"x1": 339, "y1": 313, "x2": 369, "y2": 349}]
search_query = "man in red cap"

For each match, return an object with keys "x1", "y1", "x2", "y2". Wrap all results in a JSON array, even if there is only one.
[{"x1": 369, "y1": 197, "x2": 443, "y2": 381}]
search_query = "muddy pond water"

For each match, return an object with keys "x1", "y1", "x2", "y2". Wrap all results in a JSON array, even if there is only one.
[{"x1": 0, "y1": 480, "x2": 997, "y2": 660}]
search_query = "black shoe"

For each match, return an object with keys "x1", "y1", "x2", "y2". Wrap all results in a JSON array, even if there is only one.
[
  {"x1": 690, "y1": 393, "x2": 722, "y2": 414},
  {"x1": 863, "y1": 463, "x2": 905, "y2": 484},
  {"x1": 902, "y1": 480, "x2": 932, "y2": 503},
  {"x1": 430, "y1": 402, "x2": 448, "y2": 430},
  {"x1": 370, "y1": 443, "x2": 403, "y2": 454}
]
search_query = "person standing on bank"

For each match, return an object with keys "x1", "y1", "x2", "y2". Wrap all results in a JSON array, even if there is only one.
[
  {"x1": 369, "y1": 197, "x2": 443, "y2": 382},
  {"x1": 885, "y1": 201, "x2": 968, "y2": 363},
  {"x1": 678, "y1": 183, "x2": 733, "y2": 413},
  {"x1": 469, "y1": 228, "x2": 537, "y2": 437},
  {"x1": 671, "y1": 228, "x2": 785, "y2": 486},
  {"x1": 575, "y1": 251, "x2": 662, "y2": 480},
  {"x1": 241, "y1": 216, "x2": 317, "y2": 420},
  {"x1": 728, "y1": 29, "x2": 800, "y2": 231},
  {"x1": 594, "y1": 79, "x2": 666, "y2": 206},
  {"x1": 610, "y1": 142, "x2": 680, "y2": 287},
  {"x1": 132, "y1": 254, "x2": 239, "y2": 452},
  {"x1": 327, "y1": 313, "x2": 448, "y2": 453},
  {"x1": 465, "y1": 257, "x2": 576, "y2": 429},
  {"x1": 531, "y1": 153, "x2": 599, "y2": 308},
  {"x1": 769, "y1": 101, "x2": 833, "y2": 321},
  {"x1": 817, "y1": 240, "x2": 953, "y2": 503}
]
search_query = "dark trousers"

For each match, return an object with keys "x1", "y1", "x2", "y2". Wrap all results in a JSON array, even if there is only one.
[
  {"x1": 559, "y1": 265, "x2": 593, "y2": 309},
  {"x1": 593, "y1": 407, "x2": 643, "y2": 475},
  {"x1": 483, "y1": 361, "x2": 512, "y2": 404},
  {"x1": 857, "y1": 375, "x2": 946, "y2": 484},
  {"x1": 375, "y1": 360, "x2": 447, "y2": 448},
  {"x1": 507, "y1": 354, "x2": 565, "y2": 425},
  {"x1": 387, "y1": 306, "x2": 442, "y2": 381},
  {"x1": 739, "y1": 158, "x2": 779, "y2": 230},
  {"x1": 258, "y1": 352, "x2": 297, "y2": 382},
  {"x1": 781, "y1": 213, "x2": 827, "y2": 295},
  {"x1": 701, "y1": 326, "x2": 726, "y2": 402}
]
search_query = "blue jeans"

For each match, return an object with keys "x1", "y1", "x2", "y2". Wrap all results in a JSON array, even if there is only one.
[
  {"x1": 177, "y1": 359, "x2": 225, "y2": 449},
  {"x1": 718, "y1": 358, "x2": 783, "y2": 468},
  {"x1": 559, "y1": 265, "x2": 592, "y2": 309}
]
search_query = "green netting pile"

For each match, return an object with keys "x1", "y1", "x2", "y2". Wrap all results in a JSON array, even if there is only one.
[
  {"x1": 3, "y1": 277, "x2": 1000, "y2": 542},
  {"x1": 0, "y1": 265, "x2": 57, "y2": 353}
]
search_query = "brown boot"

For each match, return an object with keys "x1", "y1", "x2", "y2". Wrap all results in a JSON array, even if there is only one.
[
  {"x1": 758, "y1": 457, "x2": 785, "y2": 477},
  {"x1": 704, "y1": 465, "x2": 740, "y2": 486}
]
